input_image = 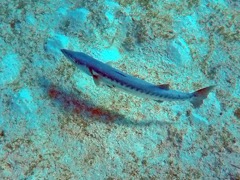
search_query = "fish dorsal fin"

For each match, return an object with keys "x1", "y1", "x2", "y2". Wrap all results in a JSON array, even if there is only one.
[
  {"x1": 157, "y1": 84, "x2": 170, "y2": 90},
  {"x1": 106, "y1": 61, "x2": 114, "y2": 66}
]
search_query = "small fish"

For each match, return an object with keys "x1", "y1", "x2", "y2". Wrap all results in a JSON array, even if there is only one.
[{"x1": 61, "y1": 49, "x2": 214, "y2": 108}]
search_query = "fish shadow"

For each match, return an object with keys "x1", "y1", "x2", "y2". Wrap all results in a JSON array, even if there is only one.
[{"x1": 38, "y1": 76, "x2": 170, "y2": 127}]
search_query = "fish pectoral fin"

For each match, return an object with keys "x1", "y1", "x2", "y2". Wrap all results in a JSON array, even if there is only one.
[
  {"x1": 92, "y1": 75, "x2": 115, "y2": 88},
  {"x1": 157, "y1": 84, "x2": 170, "y2": 90},
  {"x1": 93, "y1": 76, "x2": 101, "y2": 86},
  {"x1": 89, "y1": 68, "x2": 101, "y2": 86},
  {"x1": 154, "y1": 100, "x2": 164, "y2": 103}
]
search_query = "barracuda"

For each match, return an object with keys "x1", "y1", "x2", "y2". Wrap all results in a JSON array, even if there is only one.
[{"x1": 61, "y1": 49, "x2": 214, "y2": 108}]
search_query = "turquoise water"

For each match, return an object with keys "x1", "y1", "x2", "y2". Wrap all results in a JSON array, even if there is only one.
[{"x1": 0, "y1": 0, "x2": 239, "y2": 179}]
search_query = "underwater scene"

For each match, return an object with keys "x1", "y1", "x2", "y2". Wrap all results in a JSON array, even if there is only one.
[{"x1": 0, "y1": 0, "x2": 239, "y2": 179}]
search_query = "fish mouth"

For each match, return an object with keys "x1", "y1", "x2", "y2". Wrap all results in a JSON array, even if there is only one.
[
  {"x1": 61, "y1": 49, "x2": 85, "y2": 66},
  {"x1": 61, "y1": 49, "x2": 74, "y2": 61},
  {"x1": 61, "y1": 49, "x2": 69, "y2": 57}
]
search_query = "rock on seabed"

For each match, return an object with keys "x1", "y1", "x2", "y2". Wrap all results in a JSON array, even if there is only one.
[{"x1": 0, "y1": 54, "x2": 22, "y2": 86}]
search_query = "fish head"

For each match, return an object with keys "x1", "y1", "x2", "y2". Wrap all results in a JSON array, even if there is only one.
[
  {"x1": 61, "y1": 49, "x2": 96, "y2": 76},
  {"x1": 61, "y1": 49, "x2": 86, "y2": 66}
]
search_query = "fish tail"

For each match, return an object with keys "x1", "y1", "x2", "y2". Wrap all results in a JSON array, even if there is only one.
[{"x1": 190, "y1": 86, "x2": 215, "y2": 108}]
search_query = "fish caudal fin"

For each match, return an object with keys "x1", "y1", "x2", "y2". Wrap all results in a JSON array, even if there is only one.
[{"x1": 190, "y1": 86, "x2": 215, "y2": 108}]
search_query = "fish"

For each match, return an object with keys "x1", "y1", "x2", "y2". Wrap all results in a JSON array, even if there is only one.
[{"x1": 61, "y1": 49, "x2": 214, "y2": 108}]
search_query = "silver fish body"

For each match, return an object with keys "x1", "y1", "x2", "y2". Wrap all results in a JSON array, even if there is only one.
[{"x1": 61, "y1": 49, "x2": 214, "y2": 108}]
